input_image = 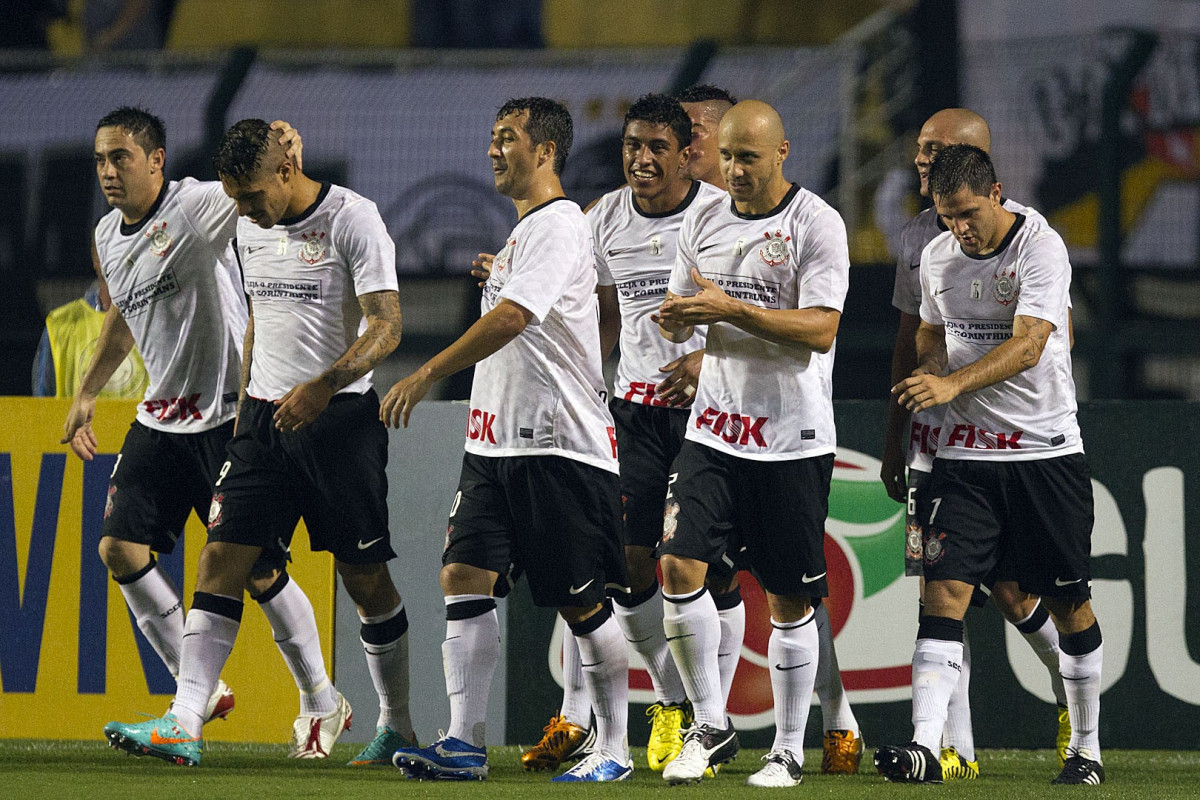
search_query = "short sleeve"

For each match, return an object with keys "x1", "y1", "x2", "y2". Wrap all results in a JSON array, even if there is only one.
[
  {"x1": 1013, "y1": 230, "x2": 1071, "y2": 330},
  {"x1": 795, "y1": 205, "x2": 850, "y2": 312},
  {"x1": 589, "y1": 205, "x2": 615, "y2": 287},
  {"x1": 180, "y1": 180, "x2": 238, "y2": 253},
  {"x1": 668, "y1": 205, "x2": 700, "y2": 297},
  {"x1": 918, "y1": 243, "x2": 943, "y2": 326},
  {"x1": 498, "y1": 210, "x2": 584, "y2": 324},
  {"x1": 337, "y1": 198, "x2": 398, "y2": 296},
  {"x1": 891, "y1": 224, "x2": 923, "y2": 315}
]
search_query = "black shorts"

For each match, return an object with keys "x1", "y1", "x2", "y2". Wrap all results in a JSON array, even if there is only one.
[
  {"x1": 658, "y1": 440, "x2": 832, "y2": 597},
  {"x1": 102, "y1": 419, "x2": 234, "y2": 553},
  {"x1": 443, "y1": 452, "x2": 626, "y2": 608},
  {"x1": 610, "y1": 398, "x2": 689, "y2": 549},
  {"x1": 205, "y1": 391, "x2": 396, "y2": 565},
  {"x1": 918, "y1": 454, "x2": 1094, "y2": 601},
  {"x1": 906, "y1": 468, "x2": 989, "y2": 607}
]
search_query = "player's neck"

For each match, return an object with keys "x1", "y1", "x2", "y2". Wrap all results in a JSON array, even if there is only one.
[
  {"x1": 512, "y1": 175, "x2": 565, "y2": 219},
  {"x1": 282, "y1": 173, "x2": 323, "y2": 219},
  {"x1": 734, "y1": 175, "x2": 791, "y2": 216},
  {"x1": 120, "y1": 175, "x2": 165, "y2": 225},
  {"x1": 978, "y1": 208, "x2": 1017, "y2": 256},
  {"x1": 633, "y1": 179, "x2": 692, "y2": 215}
]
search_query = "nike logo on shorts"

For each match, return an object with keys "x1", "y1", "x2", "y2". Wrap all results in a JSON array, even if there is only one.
[
  {"x1": 568, "y1": 579, "x2": 595, "y2": 595},
  {"x1": 1055, "y1": 577, "x2": 1082, "y2": 586},
  {"x1": 801, "y1": 572, "x2": 826, "y2": 583},
  {"x1": 357, "y1": 537, "x2": 384, "y2": 550}
]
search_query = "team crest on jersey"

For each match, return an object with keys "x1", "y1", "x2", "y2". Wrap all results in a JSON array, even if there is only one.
[
  {"x1": 924, "y1": 531, "x2": 946, "y2": 564},
  {"x1": 993, "y1": 268, "x2": 1018, "y2": 305},
  {"x1": 146, "y1": 222, "x2": 173, "y2": 257},
  {"x1": 662, "y1": 501, "x2": 680, "y2": 542},
  {"x1": 494, "y1": 240, "x2": 516, "y2": 274},
  {"x1": 299, "y1": 231, "x2": 327, "y2": 264},
  {"x1": 758, "y1": 230, "x2": 791, "y2": 267},
  {"x1": 207, "y1": 493, "x2": 225, "y2": 529},
  {"x1": 104, "y1": 485, "x2": 117, "y2": 519},
  {"x1": 905, "y1": 520, "x2": 923, "y2": 563}
]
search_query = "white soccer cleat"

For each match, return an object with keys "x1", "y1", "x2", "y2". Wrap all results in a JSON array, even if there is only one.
[
  {"x1": 288, "y1": 692, "x2": 353, "y2": 759},
  {"x1": 661, "y1": 722, "x2": 739, "y2": 784},
  {"x1": 747, "y1": 750, "x2": 803, "y2": 787},
  {"x1": 203, "y1": 679, "x2": 235, "y2": 723}
]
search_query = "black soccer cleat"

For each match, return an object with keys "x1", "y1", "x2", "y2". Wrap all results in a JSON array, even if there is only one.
[
  {"x1": 874, "y1": 742, "x2": 943, "y2": 784},
  {"x1": 1051, "y1": 752, "x2": 1105, "y2": 785}
]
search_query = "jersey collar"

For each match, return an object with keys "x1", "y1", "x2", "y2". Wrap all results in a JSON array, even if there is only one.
[
  {"x1": 963, "y1": 212, "x2": 1025, "y2": 260},
  {"x1": 278, "y1": 181, "x2": 331, "y2": 227},
  {"x1": 119, "y1": 180, "x2": 169, "y2": 236},
  {"x1": 729, "y1": 182, "x2": 799, "y2": 220},
  {"x1": 630, "y1": 179, "x2": 701, "y2": 219}
]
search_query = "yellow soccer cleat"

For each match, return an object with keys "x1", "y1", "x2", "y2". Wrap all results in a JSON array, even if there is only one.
[
  {"x1": 821, "y1": 729, "x2": 864, "y2": 775},
  {"x1": 646, "y1": 702, "x2": 688, "y2": 771},
  {"x1": 939, "y1": 746, "x2": 980, "y2": 780},
  {"x1": 520, "y1": 714, "x2": 595, "y2": 771},
  {"x1": 1056, "y1": 705, "x2": 1072, "y2": 766}
]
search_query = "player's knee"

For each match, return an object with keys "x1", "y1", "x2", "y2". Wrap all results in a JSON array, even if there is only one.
[
  {"x1": 1042, "y1": 596, "x2": 1096, "y2": 633},
  {"x1": 439, "y1": 562, "x2": 495, "y2": 596},
  {"x1": 991, "y1": 581, "x2": 1036, "y2": 623},
  {"x1": 660, "y1": 554, "x2": 705, "y2": 595},
  {"x1": 704, "y1": 571, "x2": 738, "y2": 596},
  {"x1": 98, "y1": 536, "x2": 151, "y2": 578},
  {"x1": 624, "y1": 546, "x2": 659, "y2": 592}
]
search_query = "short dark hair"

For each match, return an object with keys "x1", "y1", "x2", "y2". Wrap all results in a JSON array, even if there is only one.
[
  {"x1": 674, "y1": 84, "x2": 737, "y2": 105},
  {"x1": 928, "y1": 143, "x2": 997, "y2": 199},
  {"x1": 97, "y1": 106, "x2": 166, "y2": 155},
  {"x1": 623, "y1": 93, "x2": 692, "y2": 151},
  {"x1": 496, "y1": 97, "x2": 573, "y2": 175},
  {"x1": 212, "y1": 118, "x2": 275, "y2": 182}
]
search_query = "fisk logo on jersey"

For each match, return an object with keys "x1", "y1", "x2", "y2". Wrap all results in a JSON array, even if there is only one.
[
  {"x1": 944, "y1": 423, "x2": 1023, "y2": 450},
  {"x1": 142, "y1": 394, "x2": 203, "y2": 423},
  {"x1": 466, "y1": 408, "x2": 498, "y2": 444},
  {"x1": 623, "y1": 381, "x2": 670, "y2": 407},
  {"x1": 299, "y1": 230, "x2": 327, "y2": 264},
  {"x1": 694, "y1": 406, "x2": 768, "y2": 447},
  {"x1": 759, "y1": 229, "x2": 791, "y2": 267},
  {"x1": 910, "y1": 421, "x2": 941, "y2": 457},
  {"x1": 145, "y1": 222, "x2": 173, "y2": 257}
]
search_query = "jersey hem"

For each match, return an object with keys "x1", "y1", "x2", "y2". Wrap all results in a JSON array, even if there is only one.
[{"x1": 463, "y1": 443, "x2": 619, "y2": 474}]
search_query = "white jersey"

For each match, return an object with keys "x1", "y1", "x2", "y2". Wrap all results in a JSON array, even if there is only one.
[
  {"x1": 591, "y1": 181, "x2": 719, "y2": 405},
  {"x1": 236, "y1": 183, "x2": 398, "y2": 401},
  {"x1": 670, "y1": 184, "x2": 850, "y2": 461},
  {"x1": 893, "y1": 199, "x2": 1030, "y2": 471},
  {"x1": 919, "y1": 211, "x2": 1082, "y2": 461},
  {"x1": 467, "y1": 198, "x2": 618, "y2": 474},
  {"x1": 94, "y1": 178, "x2": 245, "y2": 433}
]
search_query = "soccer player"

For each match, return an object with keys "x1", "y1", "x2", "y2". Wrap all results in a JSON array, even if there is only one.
[
  {"x1": 675, "y1": 85, "x2": 736, "y2": 190},
  {"x1": 653, "y1": 100, "x2": 850, "y2": 787},
  {"x1": 384, "y1": 97, "x2": 631, "y2": 783},
  {"x1": 102, "y1": 119, "x2": 414, "y2": 767},
  {"x1": 880, "y1": 108, "x2": 1072, "y2": 780},
  {"x1": 875, "y1": 144, "x2": 1104, "y2": 786},
  {"x1": 66, "y1": 107, "x2": 339, "y2": 750}
]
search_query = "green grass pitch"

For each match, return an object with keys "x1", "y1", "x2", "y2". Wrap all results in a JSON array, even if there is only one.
[{"x1": 0, "y1": 741, "x2": 1193, "y2": 799}]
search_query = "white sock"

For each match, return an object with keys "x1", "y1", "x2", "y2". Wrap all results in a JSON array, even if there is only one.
[
  {"x1": 716, "y1": 594, "x2": 745, "y2": 706},
  {"x1": 255, "y1": 574, "x2": 337, "y2": 716},
  {"x1": 116, "y1": 560, "x2": 184, "y2": 676},
  {"x1": 813, "y1": 602, "x2": 858, "y2": 735},
  {"x1": 768, "y1": 611, "x2": 819, "y2": 764},
  {"x1": 559, "y1": 632, "x2": 591, "y2": 727},
  {"x1": 613, "y1": 587, "x2": 686, "y2": 704},
  {"x1": 360, "y1": 603, "x2": 413, "y2": 735},
  {"x1": 1015, "y1": 601, "x2": 1067, "y2": 706},
  {"x1": 573, "y1": 611, "x2": 630, "y2": 760},
  {"x1": 173, "y1": 594, "x2": 242, "y2": 736},
  {"x1": 911, "y1": 636, "x2": 964, "y2": 752},
  {"x1": 663, "y1": 588, "x2": 724, "y2": 727},
  {"x1": 943, "y1": 627, "x2": 975, "y2": 761},
  {"x1": 443, "y1": 594, "x2": 499, "y2": 748},
  {"x1": 1060, "y1": 626, "x2": 1103, "y2": 761}
]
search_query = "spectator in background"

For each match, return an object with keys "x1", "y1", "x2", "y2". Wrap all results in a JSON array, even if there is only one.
[
  {"x1": 0, "y1": 0, "x2": 67, "y2": 50},
  {"x1": 33, "y1": 244, "x2": 148, "y2": 399},
  {"x1": 84, "y1": 0, "x2": 171, "y2": 51}
]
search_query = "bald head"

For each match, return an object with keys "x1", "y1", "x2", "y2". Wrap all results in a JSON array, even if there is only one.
[
  {"x1": 914, "y1": 108, "x2": 991, "y2": 197},
  {"x1": 718, "y1": 100, "x2": 792, "y2": 212}
]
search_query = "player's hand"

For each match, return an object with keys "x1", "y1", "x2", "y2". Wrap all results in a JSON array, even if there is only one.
[
  {"x1": 655, "y1": 349, "x2": 704, "y2": 407},
  {"x1": 879, "y1": 441, "x2": 907, "y2": 503},
  {"x1": 271, "y1": 120, "x2": 303, "y2": 171},
  {"x1": 379, "y1": 370, "x2": 433, "y2": 429},
  {"x1": 61, "y1": 396, "x2": 99, "y2": 461},
  {"x1": 273, "y1": 379, "x2": 333, "y2": 431},
  {"x1": 892, "y1": 372, "x2": 958, "y2": 413},
  {"x1": 654, "y1": 269, "x2": 735, "y2": 326},
  {"x1": 471, "y1": 253, "x2": 494, "y2": 288}
]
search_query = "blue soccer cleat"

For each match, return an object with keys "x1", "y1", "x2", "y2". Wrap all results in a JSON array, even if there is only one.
[
  {"x1": 393, "y1": 733, "x2": 488, "y2": 780},
  {"x1": 104, "y1": 713, "x2": 203, "y2": 767},
  {"x1": 551, "y1": 751, "x2": 633, "y2": 782}
]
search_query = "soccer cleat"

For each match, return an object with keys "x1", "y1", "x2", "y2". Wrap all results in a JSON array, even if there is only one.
[
  {"x1": 874, "y1": 742, "x2": 943, "y2": 784},
  {"x1": 746, "y1": 750, "x2": 803, "y2": 787},
  {"x1": 393, "y1": 733, "x2": 489, "y2": 780},
  {"x1": 1051, "y1": 750, "x2": 1105, "y2": 785},
  {"x1": 821, "y1": 728, "x2": 863, "y2": 774},
  {"x1": 519, "y1": 714, "x2": 595, "y2": 771},
  {"x1": 661, "y1": 721, "x2": 740, "y2": 784},
  {"x1": 551, "y1": 751, "x2": 633, "y2": 782},
  {"x1": 646, "y1": 702, "x2": 687, "y2": 771},
  {"x1": 1056, "y1": 705, "x2": 1072, "y2": 766},
  {"x1": 203, "y1": 679, "x2": 235, "y2": 724},
  {"x1": 104, "y1": 712, "x2": 203, "y2": 767},
  {"x1": 348, "y1": 726, "x2": 418, "y2": 766},
  {"x1": 288, "y1": 692, "x2": 352, "y2": 759},
  {"x1": 939, "y1": 746, "x2": 979, "y2": 780}
]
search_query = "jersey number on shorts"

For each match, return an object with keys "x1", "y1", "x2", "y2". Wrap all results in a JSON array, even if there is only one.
[
  {"x1": 110, "y1": 453, "x2": 123, "y2": 479},
  {"x1": 449, "y1": 490, "x2": 462, "y2": 518},
  {"x1": 929, "y1": 496, "x2": 942, "y2": 523},
  {"x1": 215, "y1": 460, "x2": 231, "y2": 487},
  {"x1": 906, "y1": 486, "x2": 917, "y2": 517}
]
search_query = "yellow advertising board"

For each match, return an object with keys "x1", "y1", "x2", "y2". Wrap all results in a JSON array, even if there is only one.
[{"x1": 0, "y1": 397, "x2": 335, "y2": 742}]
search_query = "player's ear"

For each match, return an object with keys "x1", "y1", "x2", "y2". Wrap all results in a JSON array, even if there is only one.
[
  {"x1": 147, "y1": 147, "x2": 165, "y2": 175},
  {"x1": 678, "y1": 144, "x2": 691, "y2": 170},
  {"x1": 537, "y1": 139, "x2": 556, "y2": 170},
  {"x1": 278, "y1": 159, "x2": 293, "y2": 183},
  {"x1": 777, "y1": 139, "x2": 789, "y2": 164},
  {"x1": 990, "y1": 182, "x2": 1002, "y2": 205}
]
